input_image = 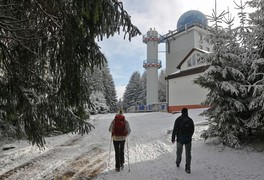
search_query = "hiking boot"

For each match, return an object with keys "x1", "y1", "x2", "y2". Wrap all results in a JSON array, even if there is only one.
[
  {"x1": 185, "y1": 168, "x2": 191, "y2": 173},
  {"x1": 185, "y1": 165, "x2": 191, "y2": 173},
  {"x1": 115, "y1": 168, "x2": 120, "y2": 172},
  {"x1": 176, "y1": 163, "x2": 180, "y2": 167},
  {"x1": 121, "y1": 164, "x2": 124, "y2": 169}
]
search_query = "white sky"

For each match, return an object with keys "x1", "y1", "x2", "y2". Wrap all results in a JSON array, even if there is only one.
[{"x1": 98, "y1": 0, "x2": 249, "y2": 100}]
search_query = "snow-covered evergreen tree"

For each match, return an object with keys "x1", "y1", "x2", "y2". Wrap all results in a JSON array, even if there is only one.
[
  {"x1": 123, "y1": 71, "x2": 142, "y2": 110},
  {"x1": 245, "y1": 0, "x2": 264, "y2": 132},
  {"x1": 102, "y1": 65, "x2": 118, "y2": 113},
  {"x1": 158, "y1": 69, "x2": 166, "y2": 102},
  {"x1": 0, "y1": 0, "x2": 140, "y2": 147},
  {"x1": 124, "y1": 69, "x2": 167, "y2": 107},
  {"x1": 85, "y1": 64, "x2": 117, "y2": 114},
  {"x1": 138, "y1": 71, "x2": 147, "y2": 105},
  {"x1": 194, "y1": 7, "x2": 249, "y2": 148},
  {"x1": 117, "y1": 98, "x2": 123, "y2": 110},
  {"x1": 194, "y1": 1, "x2": 264, "y2": 148},
  {"x1": 89, "y1": 91, "x2": 109, "y2": 114}
]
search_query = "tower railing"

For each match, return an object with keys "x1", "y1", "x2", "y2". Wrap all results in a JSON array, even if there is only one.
[
  {"x1": 160, "y1": 22, "x2": 208, "y2": 42},
  {"x1": 143, "y1": 60, "x2": 162, "y2": 69}
]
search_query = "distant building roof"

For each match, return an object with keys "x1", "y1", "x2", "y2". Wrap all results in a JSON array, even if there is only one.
[{"x1": 165, "y1": 65, "x2": 209, "y2": 80}]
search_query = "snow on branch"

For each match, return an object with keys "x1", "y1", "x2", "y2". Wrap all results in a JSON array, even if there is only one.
[
  {"x1": 220, "y1": 81, "x2": 239, "y2": 96},
  {"x1": 249, "y1": 96, "x2": 264, "y2": 109},
  {"x1": 222, "y1": 66, "x2": 245, "y2": 80}
]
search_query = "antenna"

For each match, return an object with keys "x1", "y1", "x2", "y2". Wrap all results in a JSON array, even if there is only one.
[{"x1": 215, "y1": 0, "x2": 217, "y2": 15}]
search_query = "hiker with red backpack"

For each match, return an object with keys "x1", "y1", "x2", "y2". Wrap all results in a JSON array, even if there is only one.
[{"x1": 109, "y1": 110, "x2": 131, "y2": 172}]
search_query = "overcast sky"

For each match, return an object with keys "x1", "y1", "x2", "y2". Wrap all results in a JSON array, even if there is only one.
[{"x1": 98, "y1": 0, "x2": 249, "y2": 100}]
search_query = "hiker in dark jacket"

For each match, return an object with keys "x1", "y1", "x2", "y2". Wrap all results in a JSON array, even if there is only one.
[
  {"x1": 171, "y1": 108, "x2": 194, "y2": 174},
  {"x1": 109, "y1": 110, "x2": 131, "y2": 172}
]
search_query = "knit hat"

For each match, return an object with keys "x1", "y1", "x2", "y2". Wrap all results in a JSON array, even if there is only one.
[
  {"x1": 118, "y1": 109, "x2": 123, "y2": 115},
  {"x1": 115, "y1": 109, "x2": 125, "y2": 120},
  {"x1": 181, "y1": 108, "x2": 188, "y2": 114}
]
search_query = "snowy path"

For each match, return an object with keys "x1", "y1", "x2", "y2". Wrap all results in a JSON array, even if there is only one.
[
  {"x1": 0, "y1": 116, "x2": 109, "y2": 180},
  {"x1": 0, "y1": 134, "x2": 107, "y2": 179},
  {"x1": 94, "y1": 111, "x2": 264, "y2": 180},
  {"x1": 0, "y1": 109, "x2": 264, "y2": 180}
]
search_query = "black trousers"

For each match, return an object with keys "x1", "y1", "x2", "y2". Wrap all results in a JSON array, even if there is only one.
[
  {"x1": 113, "y1": 140, "x2": 125, "y2": 169},
  {"x1": 176, "y1": 141, "x2": 192, "y2": 169}
]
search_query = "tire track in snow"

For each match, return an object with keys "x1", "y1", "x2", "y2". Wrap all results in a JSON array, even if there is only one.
[
  {"x1": 0, "y1": 148, "x2": 62, "y2": 180},
  {"x1": 45, "y1": 147, "x2": 107, "y2": 180},
  {"x1": 0, "y1": 135, "x2": 84, "y2": 180},
  {"x1": 0, "y1": 145, "x2": 49, "y2": 175}
]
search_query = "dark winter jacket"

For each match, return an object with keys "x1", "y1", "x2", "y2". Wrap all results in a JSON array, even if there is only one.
[{"x1": 171, "y1": 112, "x2": 194, "y2": 144}]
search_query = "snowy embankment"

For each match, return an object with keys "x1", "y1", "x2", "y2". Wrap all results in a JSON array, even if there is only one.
[{"x1": 0, "y1": 108, "x2": 264, "y2": 180}]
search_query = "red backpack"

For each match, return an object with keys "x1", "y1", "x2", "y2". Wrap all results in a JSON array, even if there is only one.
[{"x1": 112, "y1": 114, "x2": 128, "y2": 136}]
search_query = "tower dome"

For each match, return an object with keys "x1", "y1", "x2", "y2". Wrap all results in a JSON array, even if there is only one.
[{"x1": 177, "y1": 10, "x2": 208, "y2": 30}]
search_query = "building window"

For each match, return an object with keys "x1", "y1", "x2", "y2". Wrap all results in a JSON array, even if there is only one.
[
  {"x1": 196, "y1": 53, "x2": 201, "y2": 64},
  {"x1": 191, "y1": 55, "x2": 196, "y2": 65},
  {"x1": 167, "y1": 40, "x2": 170, "y2": 53},
  {"x1": 187, "y1": 54, "x2": 196, "y2": 67},
  {"x1": 187, "y1": 58, "x2": 192, "y2": 67},
  {"x1": 199, "y1": 34, "x2": 203, "y2": 41},
  {"x1": 187, "y1": 53, "x2": 202, "y2": 67}
]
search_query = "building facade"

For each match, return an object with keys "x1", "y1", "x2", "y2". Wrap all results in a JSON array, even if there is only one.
[{"x1": 164, "y1": 10, "x2": 213, "y2": 112}]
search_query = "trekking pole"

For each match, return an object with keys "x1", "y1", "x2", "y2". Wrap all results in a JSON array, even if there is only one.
[
  {"x1": 127, "y1": 138, "x2": 130, "y2": 172},
  {"x1": 108, "y1": 137, "x2": 112, "y2": 168}
]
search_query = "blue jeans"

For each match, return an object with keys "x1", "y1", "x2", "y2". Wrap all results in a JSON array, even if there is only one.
[{"x1": 176, "y1": 141, "x2": 192, "y2": 169}]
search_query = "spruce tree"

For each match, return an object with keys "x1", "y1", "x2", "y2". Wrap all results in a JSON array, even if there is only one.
[
  {"x1": 85, "y1": 65, "x2": 106, "y2": 114},
  {"x1": 245, "y1": 0, "x2": 264, "y2": 133},
  {"x1": 158, "y1": 69, "x2": 166, "y2": 102},
  {"x1": 194, "y1": 8, "x2": 249, "y2": 148},
  {"x1": 138, "y1": 71, "x2": 147, "y2": 105},
  {"x1": 102, "y1": 65, "x2": 118, "y2": 113},
  {"x1": 0, "y1": 0, "x2": 141, "y2": 147},
  {"x1": 123, "y1": 71, "x2": 142, "y2": 110},
  {"x1": 194, "y1": 1, "x2": 264, "y2": 148}
]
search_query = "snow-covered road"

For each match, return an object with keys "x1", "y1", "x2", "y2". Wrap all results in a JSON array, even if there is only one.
[{"x1": 0, "y1": 109, "x2": 264, "y2": 180}]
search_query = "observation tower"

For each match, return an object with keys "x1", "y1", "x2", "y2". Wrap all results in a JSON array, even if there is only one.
[{"x1": 143, "y1": 28, "x2": 162, "y2": 105}]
